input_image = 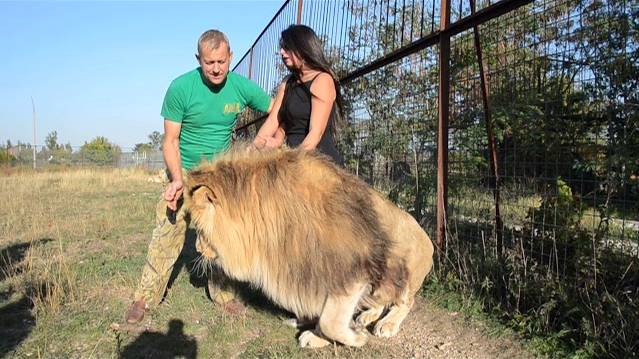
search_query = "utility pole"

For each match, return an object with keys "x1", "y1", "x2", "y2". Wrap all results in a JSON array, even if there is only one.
[{"x1": 32, "y1": 97, "x2": 36, "y2": 169}]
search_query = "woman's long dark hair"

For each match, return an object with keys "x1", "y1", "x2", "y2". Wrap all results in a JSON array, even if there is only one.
[{"x1": 279, "y1": 25, "x2": 343, "y2": 135}]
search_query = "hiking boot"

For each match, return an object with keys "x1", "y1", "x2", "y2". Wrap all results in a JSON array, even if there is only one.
[{"x1": 125, "y1": 299, "x2": 147, "y2": 324}]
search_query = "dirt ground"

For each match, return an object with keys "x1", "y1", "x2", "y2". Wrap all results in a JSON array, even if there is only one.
[
  {"x1": 363, "y1": 297, "x2": 537, "y2": 359},
  {"x1": 112, "y1": 291, "x2": 538, "y2": 359}
]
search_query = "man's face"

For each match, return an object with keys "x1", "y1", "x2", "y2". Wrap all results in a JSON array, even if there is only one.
[{"x1": 197, "y1": 42, "x2": 232, "y2": 86}]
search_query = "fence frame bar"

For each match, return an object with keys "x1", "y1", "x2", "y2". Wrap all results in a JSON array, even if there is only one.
[{"x1": 437, "y1": 0, "x2": 451, "y2": 250}]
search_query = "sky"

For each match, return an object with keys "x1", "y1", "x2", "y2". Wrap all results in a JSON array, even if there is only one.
[{"x1": 0, "y1": 0, "x2": 285, "y2": 150}]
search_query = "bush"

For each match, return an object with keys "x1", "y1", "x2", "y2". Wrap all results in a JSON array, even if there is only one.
[
  {"x1": 78, "y1": 137, "x2": 121, "y2": 166},
  {"x1": 0, "y1": 148, "x2": 16, "y2": 165}
]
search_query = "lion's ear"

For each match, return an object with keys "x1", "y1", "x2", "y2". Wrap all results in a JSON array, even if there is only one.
[
  {"x1": 187, "y1": 170, "x2": 218, "y2": 206},
  {"x1": 192, "y1": 185, "x2": 217, "y2": 206}
]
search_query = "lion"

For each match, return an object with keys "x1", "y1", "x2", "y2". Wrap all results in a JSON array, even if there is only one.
[{"x1": 185, "y1": 145, "x2": 434, "y2": 348}]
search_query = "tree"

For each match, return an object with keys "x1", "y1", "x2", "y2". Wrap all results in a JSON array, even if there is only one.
[
  {"x1": 148, "y1": 131, "x2": 164, "y2": 150},
  {"x1": 42, "y1": 130, "x2": 73, "y2": 164},
  {"x1": 78, "y1": 136, "x2": 121, "y2": 166},
  {"x1": 133, "y1": 142, "x2": 154, "y2": 154},
  {"x1": 45, "y1": 131, "x2": 60, "y2": 151},
  {"x1": 0, "y1": 147, "x2": 15, "y2": 165}
]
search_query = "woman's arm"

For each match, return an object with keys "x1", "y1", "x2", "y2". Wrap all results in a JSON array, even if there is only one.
[
  {"x1": 299, "y1": 72, "x2": 336, "y2": 151},
  {"x1": 254, "y1": 81, "x2": 287, "y2": 149}
]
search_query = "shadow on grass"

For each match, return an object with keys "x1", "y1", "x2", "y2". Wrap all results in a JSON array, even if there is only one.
[
  {"x1": 0, "y1": 238, "x2": 52, "y2": 358},
  {"x1": 0, "y1": 295, "x2": 35, "y2": 358},
  {"x1": 232, "y1": 284, "x2": 293, "y2": 320},
  {"x1": 0, "y1": 238, "x2": 53, "y2": 282},
  {"x1": 166, "y1": 228, "x2": 291, "y2": 319},
  {"x1": 118, "y1": 319, "x2": 197, "y2": 359},
  {"x1": 166, "y1": 228, "x2": 207, "y2": 291}
]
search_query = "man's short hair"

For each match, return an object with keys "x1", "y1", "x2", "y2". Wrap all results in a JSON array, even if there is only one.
[{"x1": 198, "y1": 30, "x2": 231, "y2": 54}]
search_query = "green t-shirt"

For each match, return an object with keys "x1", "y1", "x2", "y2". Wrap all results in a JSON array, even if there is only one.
[{"x1": 161, "y1": 69, "x2": 270, "y2": 170}]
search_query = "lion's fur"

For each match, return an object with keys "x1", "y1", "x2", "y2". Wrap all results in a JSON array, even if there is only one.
[{"x1": 186, "y1": 144, "x2": 434, "y2": 346}]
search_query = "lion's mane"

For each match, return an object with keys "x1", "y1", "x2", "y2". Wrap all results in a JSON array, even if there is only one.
[{"x1": 186, "y1": 145, "x2": 407, "y2": 319}]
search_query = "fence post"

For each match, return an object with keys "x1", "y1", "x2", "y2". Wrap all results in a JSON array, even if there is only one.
[
  {"x1": 296, "y1": 0, "x2": 303, "y2": 24},
  {"x1": 471, "y1": 0, "x2": 508, "y2": 307},
  {"x1": 248, "y1": 47, "x2": 254, "y2": 80},
  {"x1": 437, "y1": 0, "x2": 451, "y2": 251},
  {"x1": 32, "y1": 97, "x2": 36, "y2": 169}
]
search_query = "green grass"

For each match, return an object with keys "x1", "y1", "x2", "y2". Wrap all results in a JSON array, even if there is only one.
[{"x1": 0, "y1": 168, "x2": 164, "y2": 358}]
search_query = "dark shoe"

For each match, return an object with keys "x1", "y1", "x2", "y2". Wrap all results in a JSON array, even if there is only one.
[{"x1": 125, "y1": 300, "x2": 147, "y2": 324}]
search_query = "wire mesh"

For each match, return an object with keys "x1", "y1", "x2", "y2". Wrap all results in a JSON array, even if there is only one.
[
  {"x1": 232, "y1": 0, "x2": 300, "y2": 139},
  {"x1": 2, "y1": 144, "x2": 165, "y2": 170},
  {"x1": 445, "y1": 0, "x2": 638, "y2": 355},
  {"x1": 338, "y1": 48, "x2": 440, "y2": 235},
  {"x1": 226, "y1": 0, "x2": 638, "y2": 355}
]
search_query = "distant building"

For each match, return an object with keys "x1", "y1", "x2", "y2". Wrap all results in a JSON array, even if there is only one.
[{"x1": 7, "y1": 146, "x2": 22, "y2": 157}]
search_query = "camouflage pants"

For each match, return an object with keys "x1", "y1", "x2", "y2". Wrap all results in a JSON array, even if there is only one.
[
  {"x1": 133, "y1": 196, "x2": 189, "y2": 306},
  {"x1": 133, "y1": 191, "x2": 237, "y2": 307}
]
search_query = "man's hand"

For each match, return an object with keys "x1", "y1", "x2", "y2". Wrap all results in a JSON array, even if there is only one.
[
  {"x1": 252, "y1": 132, "x2": 283, "y2": 151},
  {"x1": 252, "y1": 135, "x2": 268, "y2": 150},
  {"x1": 264, "y1": 135, "x2": 282, "y2": 149},
  {"x1": 164, "y1": 180, "x2": 184, "y2": 211}
]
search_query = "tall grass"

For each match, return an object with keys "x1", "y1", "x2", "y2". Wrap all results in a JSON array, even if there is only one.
[
  {"x1": 0, "y1": 167, "x2": 161, "y2": 357},
  {"x1": 434, "y1": 179, "x2": 639, "y2": 359}
]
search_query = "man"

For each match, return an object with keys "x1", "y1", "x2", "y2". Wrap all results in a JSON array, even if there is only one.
[{"x1": 125, "y1": 29, "x2": 273, "y2": 324}]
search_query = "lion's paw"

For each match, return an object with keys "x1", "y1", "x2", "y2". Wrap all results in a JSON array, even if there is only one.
[
  {"x1": 373, "y1": 319, "x2": 401, "y2": 338},
  {"x1": 355, "y1": 307, "x2": 384, "y2": 328},
  {"x1": 347, "y1": 330, "x2": 369, "y2": 347},
  {"x1": 298, "y1": 330, "x2": 330, "y2": 348}
]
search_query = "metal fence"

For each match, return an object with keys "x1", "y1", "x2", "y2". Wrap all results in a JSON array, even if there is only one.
[
  {"x1": 2, "y1": 145, "x2": 164, "y2": 170},
  {"x1": 232, "y1": 0, "x2": 638, "y2": 356}
]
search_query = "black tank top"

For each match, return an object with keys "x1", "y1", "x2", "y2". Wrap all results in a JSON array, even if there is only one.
[{"x1": 278, "y1": 75, "x2": 344, "y2": 166}]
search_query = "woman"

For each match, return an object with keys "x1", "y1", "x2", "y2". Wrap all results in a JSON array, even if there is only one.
[{"x1": 253, "y1": 25, "x2": 344, "y2": 165}]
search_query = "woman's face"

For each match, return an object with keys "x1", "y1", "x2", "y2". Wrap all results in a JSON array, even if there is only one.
[{"x1": 280, "y1": 47, "x2": 304, "y2": 71}]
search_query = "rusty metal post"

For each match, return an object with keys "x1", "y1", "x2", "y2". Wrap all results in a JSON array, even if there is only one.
[
  {"x1": 470, "y1": 0, "x2": 508, "y2": 307},
  {"x1": 296, "y1": 0, "x2": 303, "y2": 24},
  {"x1": 470, "y1": 0, "x2": 503, "y2": 256},
  {"x1": 248, "y1": 47, "x2": 254, "y2": 80},
  {"x1": 437, "y1": 0, "x2": 451, "y2": 251}
]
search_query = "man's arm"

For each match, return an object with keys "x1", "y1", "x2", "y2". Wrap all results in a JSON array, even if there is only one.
[{"x1": 163, "y1": 119, "x2": 183, "y2": 210}]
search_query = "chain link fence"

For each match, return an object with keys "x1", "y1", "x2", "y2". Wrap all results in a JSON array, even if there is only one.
[
  {"x1": 232, "y1": 0, "x2": 638, "y2": 357},
  {"x1": 2, "y1": 145, "x2": 164, "y2": 170}
]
